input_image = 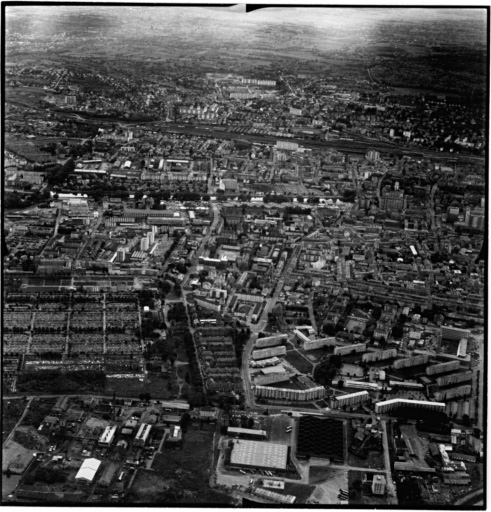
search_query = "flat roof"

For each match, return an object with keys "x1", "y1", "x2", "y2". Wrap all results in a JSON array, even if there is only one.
[
  {"x1": 75, "y1": 458, "x2": 101, "y2": 482},
  {"x1": 227, "y1": 427, "x2": 267, "y2": 437},
  {"x1": 230, "y1": 440, "x2": 288, "y2": 470}
]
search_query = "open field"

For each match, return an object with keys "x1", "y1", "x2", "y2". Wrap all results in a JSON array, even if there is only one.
[
  {"x1": 20, "y1": 398, "x2": 57, "y2": 429},
  {"x1": 283, "y1": 481, "x2": 316, "y2": 503},
  {"x1": 284, "y1": 350, "x2": 314, "y2": 375},
  {"x1": 309, "y1": 466, "x2": 348, "y2": 504},
  {"x1": 5, "y1": 86, "x2": 46, "y2": 109},
  {"x1": 139, "y1": 424, "x2": 232, "y2": 504},
  {"x1": 2, "y1": 399, "x2": 28, "y2": 444},
  {"x1": 348, "y1": 450, "x2": 385, "y2": 470}
]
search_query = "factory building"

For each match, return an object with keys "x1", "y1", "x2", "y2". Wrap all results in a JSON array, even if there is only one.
[
  {"x1": 98, "y1": 425, "x2": 117, "y2": 447},
  {"x1": 134, "y1": 423, "x2": 152, "y2": 447},
  {"x1": 75, "y1": 458, "x2": 101, "y2": 484}
]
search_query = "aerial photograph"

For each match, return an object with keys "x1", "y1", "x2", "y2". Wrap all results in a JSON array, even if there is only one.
[{"x1": 2, "y1": 3, "x2": 487, "y2": 508}]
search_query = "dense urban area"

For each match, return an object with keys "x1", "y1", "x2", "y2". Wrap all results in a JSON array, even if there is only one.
[{"x1": 2, "y1": 5, "x2": 486, "y2": 508}]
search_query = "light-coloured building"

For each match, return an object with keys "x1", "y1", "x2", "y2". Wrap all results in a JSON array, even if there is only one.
[
  {"x1": 372, "y1": 474, "x2": 386, "y2": 495},
  {"x1": 75, "y1": 458, "x2": 101, "y2": 484},
  {"x1": 230, "y1": 439, "x2": 288, "y2": 470},
  {"x1": 374, "y1": 398, "x2": 445, "y2": 414}
]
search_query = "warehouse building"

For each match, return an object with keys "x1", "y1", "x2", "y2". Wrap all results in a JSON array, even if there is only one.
[
  {"x1": 134, "y1": 423, "x2": 152, "y2": 447},
  {"x1": 98, "y1": 425, "x2": 117, "y2": 447},
  {"x1": 75, "y1": 458, "x2": 101, "y2": 484},
  {"x1": 229, "y1": 439, "x2": 288, "y2": 471}
]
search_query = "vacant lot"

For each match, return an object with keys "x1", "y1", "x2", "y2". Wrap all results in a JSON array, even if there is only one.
[
  {"x1": 20, "y1": 398, "x2": 57, "y2": 429},
  {"x1": 284, "y1": 350, "x2": 314, "y2": 375},
  {"x1": 283, "y1": 482, "x2": 316, "y2": 503},
  {"x1": 139, "y1": 424, "x2": 232, "y2": 504},
  {"x1": 2, "y1": 399, "x2": 27, "y2": 443},
  {"x1": 2, "y1": 437, "x2": 36, "y2": 474},
  {"x1": 309, "y1": 465, "x2": 348, "y2": 504},
  {"x1": 348, "y1": 449, "x2": 385, "y2": 470}
]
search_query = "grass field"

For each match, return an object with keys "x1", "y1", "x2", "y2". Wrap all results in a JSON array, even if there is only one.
[
  {"x1": 283, "y1": 482, "x2": 316, "y2": 503},
  {"x1": 348, "y1": 450, "x2": 385, "y2": 470},
  {"x1": 104, "y1": 373, "x2": 178, "y2": 400},
  {"x1": 2, "y1": 399, "x2": 27, "y2": 444},
  {"x1": 20, "y1": 398, "x2": 57, "y2": 429},
  {"x1": 140, "y1": 424, "x2": 233, "y2": 504},
  {"x1": 284, "y1": 350, "x2": 314, "y2": 375}
]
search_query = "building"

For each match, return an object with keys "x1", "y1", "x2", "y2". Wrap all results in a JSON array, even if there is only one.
[
  {"x1": 276, "y1": 140, "x2": 298, "y2": 151},
  {"x1": 372, "y1": 474, "x2": 387, "y2": 495},
  {"x1": 134, "y1": 423, "x2": 152, "y2": 447},
  {"x1": 334, "y1": 343, "x2": 366, "y2": 356},
  {"x1": 441, "y1": 325, "x2": 470, "y2": 341},
  {"x1": 255, "y1": 334, "x2": 288, "y2": 348},
  {"x1": 374, "y1": 398, "x2": 445, "y2": 415},
  {"x1": 227, "y1": 427, "x2": 267, "y2": 440},
  {"x1": 97, "y1": 463, "x2": 119, "y2": 487},
  {"x1": 75, "y1": 458, "x2": 101, "y2": 484},
  {"x1": 393, "y1": 354, "x2": 429, "y2": 370},
  {"x1": 252, "y1": 346, "x2": 287, "y2": 360},
  {"x1": 434, "y1": 385, "x2": 472, "y2": 401},
  {"x1": 98, "y1": 425, "x2": 117, "y2": 447},
  {"x1": 52, "y1": 396, "x2": 70, "y2": 414},
  {"x1": 254, "y1": 372, "x2": 293, "y2": 386},
  {"x1": 457, "y1": 338, "x2": 468, "y2": 358},
  {"x1": 230, "y1": 439, "x2": 288, "y2": 471},
  {"x1": 254, "y1": 385, "x2": 325, "y2": 401},
  {"x1": 330, "y1": 391, "x2": 369, "y2": 409},
  {"x1": 303, "y1": 337, "x2": 336, "y2": 351},
  {"x1": 362, "y1": 348, "x2": 397, "y2": 363},
  {"x1": 199, "y1": 407, "x2": 220, "y2": 421},
  {"x1": 436, "y1": 371, "x2": 472, "y2": 387},
  {"x1": 426, "y1": 360, "x2": 460, "y2": 376},
  {"x1": 252, "y1": 488, "x2": 296, "y2": 504}
]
